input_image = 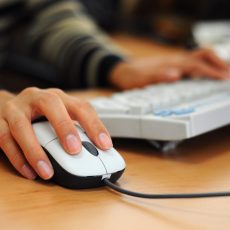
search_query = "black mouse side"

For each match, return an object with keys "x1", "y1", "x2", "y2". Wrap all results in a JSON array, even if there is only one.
[{"x1": 44, "y1": 148, "x2": 125, "y2": 189}]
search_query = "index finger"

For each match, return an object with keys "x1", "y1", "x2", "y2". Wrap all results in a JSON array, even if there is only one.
[
  {"x1": 32, "y1": 90, "x2": 82, "y2": 154},
  {"x1": 48, "y1": 89, "x2": 113, "y2": 151},
  {"x1": 193, "y1": 49, "x2": 230, "y2": 71}
]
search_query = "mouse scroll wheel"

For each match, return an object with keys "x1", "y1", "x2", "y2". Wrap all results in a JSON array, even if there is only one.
[{"x1": 82, "y1": 141, "x2": 99, "y2": 156}]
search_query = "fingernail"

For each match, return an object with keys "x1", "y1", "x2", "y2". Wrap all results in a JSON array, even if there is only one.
[
  {"x1": 66, "y1": 134, "x2": 81, "y2": 153},
  {"x1": 99, "y1": 133, "x2": 113, "y2": 149},
  {"x1": 21, "y1": 164, "x2": 37, "y2": 180},
  {"x1": 37, "y1": 161, "x2": 53, "y2": 180}
]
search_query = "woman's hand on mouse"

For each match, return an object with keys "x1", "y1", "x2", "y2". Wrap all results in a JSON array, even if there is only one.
[
  {"x1": 109, "y1": 49, "x2": 230, "y2": 90},
  {"x1": 0, "y1": 88, "x2": 112, "y2": 180}
]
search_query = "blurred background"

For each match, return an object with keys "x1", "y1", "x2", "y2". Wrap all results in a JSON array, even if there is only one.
[
  {"x1": 81, "y1": 0, "x2": 230, "y2": 45},
  {"x1": 1, "y1": 0, "x2": 229, "y2": 91}
]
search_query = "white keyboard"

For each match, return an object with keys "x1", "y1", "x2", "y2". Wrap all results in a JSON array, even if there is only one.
[{"x1": 91, "y1": 79, "x2": 230, "y2": 142}]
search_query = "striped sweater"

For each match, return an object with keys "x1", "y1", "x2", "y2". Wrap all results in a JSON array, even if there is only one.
[{"x1": 0, "y1": 0, "x2": 125, "y2": 89}]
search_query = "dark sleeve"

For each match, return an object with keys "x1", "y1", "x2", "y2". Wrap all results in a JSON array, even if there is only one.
[
  {"x1": 10, "y1": 0, "x2": 126, "y2": 89},
  {"x1": 0, "y1": 0, "x2": 25, "y2": 69}
]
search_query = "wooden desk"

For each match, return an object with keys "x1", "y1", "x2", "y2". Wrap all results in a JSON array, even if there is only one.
[{"x1": 1, "y1": 36, "x2": 230, "y2": 230}]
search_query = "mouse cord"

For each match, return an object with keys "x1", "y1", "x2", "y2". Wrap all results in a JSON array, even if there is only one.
[{"x1": 103, "y1": 179, "x2": 230, "y2": 199}]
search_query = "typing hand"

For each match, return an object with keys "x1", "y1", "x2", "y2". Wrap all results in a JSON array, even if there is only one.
[
  {"x1": 0, "y1": 88, "x2": 112, "y2": 180},
  {"x1": 109, "y1": 49, "x2": 230, "y2": 90}
]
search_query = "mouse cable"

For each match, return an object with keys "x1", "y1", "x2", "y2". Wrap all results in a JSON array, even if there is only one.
[{"x1": 103, "y1": 179, "x2": 230, "y2": 199}]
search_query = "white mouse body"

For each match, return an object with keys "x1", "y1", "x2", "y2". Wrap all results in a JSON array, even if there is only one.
[{"x1": 32, "y1": 120, "x2": 126, "y2": 189}]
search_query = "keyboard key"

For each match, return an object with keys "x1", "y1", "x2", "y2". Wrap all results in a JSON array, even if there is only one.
[
  {"x1": 172, "y1": 107, "x2": 195, "y2": 115},
  {"x1": 154, "y1": 109, "x2": 173, "y2": 117},
  {"x1": 91, "y1": 79, "x2": 230, "y2": 143},
  {"x1": 91, "y1": 98, "x2": 129, "y2": 114}
]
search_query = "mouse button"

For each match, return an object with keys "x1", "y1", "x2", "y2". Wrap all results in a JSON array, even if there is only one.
[
  {"x1": 98, "y1": 148, "x2": 126, "y2": 174},
  {"x1": 78, "y1": 131, "x2": 91, "y2": 142},
  {"x1": 33, "y1": 121, "x2": 57, "y2": 146},
  {"x1": 82, "y1": 141, "x2": 99, "y2": 156},
  {"x1": 45, "y1": 139, "x2": 107, "y2": 177}
]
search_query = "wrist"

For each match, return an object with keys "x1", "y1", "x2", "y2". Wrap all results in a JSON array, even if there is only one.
[{"x1": 108, "y1": 61, "x2": 135, "y2": 89}]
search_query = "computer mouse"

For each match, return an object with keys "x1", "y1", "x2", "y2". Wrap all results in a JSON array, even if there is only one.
[{"x1": 32, "y1": 120, "x2": 126, "y2": 189}]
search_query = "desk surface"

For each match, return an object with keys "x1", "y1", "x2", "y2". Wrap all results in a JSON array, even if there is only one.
[{"x1": 1, "y1": 35, "x2": 230, "y2": 230}]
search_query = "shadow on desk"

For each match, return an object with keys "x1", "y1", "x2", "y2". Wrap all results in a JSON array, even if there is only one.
[{"x1": 112, "y1": 124, "x2": 230, "y2": 163}]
